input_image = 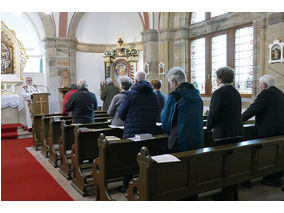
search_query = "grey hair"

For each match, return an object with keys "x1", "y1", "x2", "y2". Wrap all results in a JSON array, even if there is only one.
[
  {"x1": 118, "y1": 76, "x2": 132, "y2": 90},
  {"x1": 134, "y1": 71, "x2": 146, "y2": 81},
  {"x1": 106, "y1": 77, "x2": 113, "y2": 85},
  {"x1": 259, "y1": 75, "x2": 275, "y2": 87},
  {"x1": 167, "y1": 66, "x2": 187, "y2": 86},
  {"x1": 215, "y1": 66, "x2": 235, "y2": 83},
  {"x1": 77, "y1": 79, "x2": 87, "y2": 89}
]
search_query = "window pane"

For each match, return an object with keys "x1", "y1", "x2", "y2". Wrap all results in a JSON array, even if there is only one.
[
  {"x1": 211, "y1": 34, "x2": 227, "y2": 92},
  {"x1": 191, "y1": 12, "x2": 206, "y2": 24},
  {"x1": 210, "y1": 12, "x2": 227, "y2": 17},
  {"x1": 190, "y1": 38, "x2": 205, "y2": 94},
  {"x1": 235, "y1": 26, "x2": 253, "y2": 94}
]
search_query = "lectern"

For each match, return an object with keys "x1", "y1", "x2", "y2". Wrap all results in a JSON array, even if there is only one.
[{"x1": 31, "y1": 93, "x2": 49, "y2": 115}]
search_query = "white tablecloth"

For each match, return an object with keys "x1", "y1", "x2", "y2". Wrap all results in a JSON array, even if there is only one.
[{"x1": 1, "y1": 95, "x2": 24, "y2": 111}]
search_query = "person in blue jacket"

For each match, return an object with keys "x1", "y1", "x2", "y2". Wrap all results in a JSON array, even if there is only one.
[{"x1": 161, "y1": 66, "x2": 204, "y2": 152}]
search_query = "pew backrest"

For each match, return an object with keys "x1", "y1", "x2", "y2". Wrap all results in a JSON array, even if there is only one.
[{"x1": 128, "y1": 135, "x2": 284, "y2": 200}]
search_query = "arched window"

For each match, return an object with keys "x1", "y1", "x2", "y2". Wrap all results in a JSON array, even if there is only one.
[{"x1": 189, "y1": 25, "x2": 254, "y2": 97}]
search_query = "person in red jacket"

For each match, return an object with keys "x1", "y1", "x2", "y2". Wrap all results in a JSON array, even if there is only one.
[{"x1": 62, "y1": 84, "x2": 78, "y2": 115}]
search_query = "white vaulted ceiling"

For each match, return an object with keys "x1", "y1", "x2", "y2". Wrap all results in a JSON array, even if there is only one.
[{"x1": 76, "y1": 12, "x2": 143, "y2": 44}]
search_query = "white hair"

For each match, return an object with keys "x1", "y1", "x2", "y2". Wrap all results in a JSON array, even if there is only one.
[
  {"x1": 77, "y1": 79, "x2": 87, "y2": 89},
  {"x1": 105, "y1": 77, "x2": 113, "y2": 85},
  {"x1": 134, "y1": 71, "x2": 146, "y2": 81},
  {"x1": 259, "y1": 75, "x2": 275, "y2": 87},
  {"x1": 167, "y1": 66, "x2": 187, "y2": 86}
]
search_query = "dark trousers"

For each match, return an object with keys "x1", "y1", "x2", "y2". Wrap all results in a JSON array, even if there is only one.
[{"x1": 123, "y1": 175, "x2": 133, "y2": 191}]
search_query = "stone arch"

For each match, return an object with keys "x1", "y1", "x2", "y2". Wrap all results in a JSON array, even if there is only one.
[{"x1": 37, "y1": 12, "x2": 56, "y2": 37}]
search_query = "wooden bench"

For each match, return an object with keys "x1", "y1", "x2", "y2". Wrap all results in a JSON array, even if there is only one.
[
  {"x1": 48, "y1": 116, "x2": 72, "y2": 167},
  {"x1": 48, "y1": 116, "x2": 113, "y2": 167},
  {"x1": 40, "y1": 114, "x2": 70, "y2": 157},
  {"x1": 92, "y1": 134, "x2": 169, "y2": 200},
  {"x1": 128, "y1": 135, "x2": 284, "y2": 201},
  {"x1": 32, "y1": 113, "x2": 62, "y2": 150},
  {"x1": 71, "y1": 127, "x2": 124, "y2": 196},
  {"x1": 59, "y1": 120, "x2": 111, "y2": 180},
  {"x1": 203, "y1": 123, "x2": 255, "y2": 147}
]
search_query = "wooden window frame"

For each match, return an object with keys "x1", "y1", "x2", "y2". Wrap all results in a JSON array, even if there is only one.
[{"x1": 189, "y1": 23, "x2": 253, "y2": 98}]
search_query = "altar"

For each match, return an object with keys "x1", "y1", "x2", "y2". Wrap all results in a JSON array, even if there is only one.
[{"x1": 1, "y1": 95, "x2": 24, "y2": 124}]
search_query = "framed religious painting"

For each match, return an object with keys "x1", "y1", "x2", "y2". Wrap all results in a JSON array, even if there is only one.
[
  {"x1": 268, "y1": 39, "x2": 284, "y2": 64},
  {"x1": 158, "y1": 62, "x2": 165, "y2": 75},
  {"x1": 1, "y1": 21, "x2": 28, "y2": 83}
]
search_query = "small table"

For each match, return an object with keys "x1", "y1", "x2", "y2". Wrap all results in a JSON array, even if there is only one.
[
  {"x1": 1, "y1": 95, "x2": 24, "y2": 124},
  {"x1": 1, "y1": 95, "x2": 24, "y2": 111}
]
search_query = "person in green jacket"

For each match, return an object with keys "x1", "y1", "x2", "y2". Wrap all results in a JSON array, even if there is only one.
[{"x1": 100, "y1": 77, "x2": 120, "y2": 111}]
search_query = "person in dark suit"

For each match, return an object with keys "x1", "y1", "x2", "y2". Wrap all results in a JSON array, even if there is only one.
[
  {"x1": 242, "y1": 74, "x2": 284, "y2": 187},
  {"x1": 207, "y1": 66, "x2": 244, "y2": 145},
  {"x1": 65, "y1": 79, "x2": 97, "y2": 124}
]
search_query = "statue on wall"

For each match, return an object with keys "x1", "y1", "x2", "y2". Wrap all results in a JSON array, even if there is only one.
[{"x1": 61, "y1": 70, "x2": 69, "y2": 88}]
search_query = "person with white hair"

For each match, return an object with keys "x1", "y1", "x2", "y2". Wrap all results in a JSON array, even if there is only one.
[
  {"x1": 117, "y1": 71, "x2": 159, "y2": 193},
  {"x1": 100, "y1": 77, "x2": 119, "y2": 111},
  {"x1": 65, "y1": 79, "x2": 97, "y2": 123},
  {"x1": 161, "y1": 66, "x2": 204, "y2": 152},
  {"x1": 107, "y1": 76, "x2": 132, "y2": 126},
  {"x1": 242, "y1": 74, "x2": 284, "y2": 187},
  {"x1": 22, "y1": 76, "x2": 41, "y2": 131}
]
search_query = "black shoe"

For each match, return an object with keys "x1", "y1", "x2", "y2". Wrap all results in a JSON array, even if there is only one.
[{"x1": 28, "y1": 128, "x2": 32, "y2": 132}]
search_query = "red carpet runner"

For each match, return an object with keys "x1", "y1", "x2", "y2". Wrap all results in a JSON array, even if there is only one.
[
  {"x1": 1, "y1": 138, "x2": 73, "y2": 201},
  {"x1": 1, "y1": 123, "x2": 24, "y2": 139}
]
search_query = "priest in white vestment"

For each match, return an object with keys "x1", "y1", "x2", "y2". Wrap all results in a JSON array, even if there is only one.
[{"x1": 22, "y1": 76, "x2": 41, "y2": 131}]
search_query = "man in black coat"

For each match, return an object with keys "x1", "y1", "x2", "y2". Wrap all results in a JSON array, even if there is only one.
[
  {"x1": 65, "y1": 79, "x2": 97, "y2": 124},
  {"x1": 207, "y1": 66, "x2": 244, "y2": 145},
  {"x1": 117, "y1": 71, "x2": 159, "y2": 193},
  {"x1": 118, "y1": 71, "x2": 159, "y2": 138},
  {"x1": 242, "y1": 74, "x2": 284, "y2": 187}
]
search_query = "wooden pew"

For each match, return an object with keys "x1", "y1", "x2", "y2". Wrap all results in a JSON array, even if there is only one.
[
  {"x1": 71, "y1": 127, "x2": 124, "y2": 196},
  {"x1": 48, "y1": 116, "x2": 72, "y2": 167},
  {"x1": 40, "y1": 114, "x2": 70, "y2": 157},
  {"x1": 48, "y1": 116, "x2": 112, "y2": 167},
  {"x1": 203, "y1": 123, "x2": 255, "y2": 147},
  {"x1": 32, "y1": 113, "x2": 62, "y2": 150},
  {"x1": 92, "y1": 134, "x2": 169, "y2": 201},
  {"x1": 128, "y1": 135, "x2": 284, "y2": 201},
  {"x1": 59, "y1": 120, "x2": 111, "y2": 180}
]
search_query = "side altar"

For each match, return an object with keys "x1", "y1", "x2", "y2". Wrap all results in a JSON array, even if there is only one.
[{"x1": 103, "y1": 38, "x2": 139, "y2": 84}]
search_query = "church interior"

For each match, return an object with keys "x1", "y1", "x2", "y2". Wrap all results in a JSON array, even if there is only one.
[{"x1": 1, "y1": 9, "x2": 284, "y2": 207}]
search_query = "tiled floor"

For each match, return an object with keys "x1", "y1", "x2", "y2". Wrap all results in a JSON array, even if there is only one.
[{"x1": 27, "y1": 147, "x2": 284, "y2": 201}]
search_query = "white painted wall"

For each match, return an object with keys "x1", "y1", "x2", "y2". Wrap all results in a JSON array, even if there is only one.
[
  {"x1": 76, "y1": 52, "x2": 105, "y2": 107},
  {"x1": 76, "y1": 12, "x2": 143, "y2": 44}
]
